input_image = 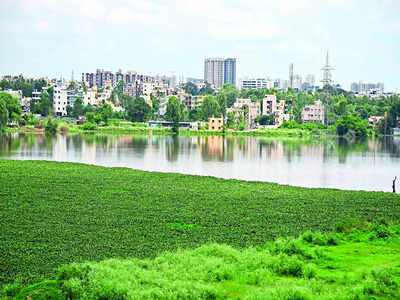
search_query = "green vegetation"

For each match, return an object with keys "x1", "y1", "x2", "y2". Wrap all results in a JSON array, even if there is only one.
[
  {"x1": 0, "y1": 78, "x2": 47, "y2": 97},
  {"x1": 44, "y1": 117, "x2": 58, "y2": 134},
  {"x1": 1, "y1": 159, "x2": 400, "y2": 290},
  {"x1": 0, "y1": 98, "x2": 8, "y2": 132},
  {"x1": 336, "y1": 115, "x2": 369, "y2": 137},
  {"x1": 165, "y1": 96, "x2": 183, "y2": 134},
  {"x1": 3, "y1": 219, "x2": 400, "y2": 299},
  {"x1": 126, "y1": 97, "x2": 152, "y2": 123}
]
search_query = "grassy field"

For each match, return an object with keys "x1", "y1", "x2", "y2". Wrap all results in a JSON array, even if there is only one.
[
  {"x1": 1, "y1": 160, "x2": 400, "y2": 290},
  {"x1": 3, "y1": 222, "x2": 400, "y2": 299}
]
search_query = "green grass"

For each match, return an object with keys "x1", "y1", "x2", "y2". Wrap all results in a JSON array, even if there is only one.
[
  {"x1": 1, "y1": 159, "x2": 400, "y2": 289},
  {"x1": 3, "y1": 224, "x2": 400, "y2": 299}
]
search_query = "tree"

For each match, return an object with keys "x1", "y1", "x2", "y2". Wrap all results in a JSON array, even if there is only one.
[
  {"x1": 126, "y1": 97, "x2": 151, "y2": 122},
  {"x1": 256, "y1": 114, "x2": 274, "y2": 125},
  {"x1": 201, "y1": 95, "x2": 220, "y2": 120},
  {"x1": 100, "y1": 102, "x2": 113, "y2": 125},
  {"x1": 45, "y1": 116, "x2": 57, "y2": 135},
  {"x1": 0, "y1": 92, "x2": 21, "y2": 123},
  {"x1": 188, "y1": 108, "x2": 203, "y2": 121},
  {"x1": 183, "y1": 82, "x2": 198, "y2": 96},
  {"x1": 72, "y1": 97, "x2": 84, "y2": 119},
  {"x1": 0, "y1": 79, "x2": 11, "y2": 90},
  {"x1": 68, "y1": 81, "x2": 77, "y2": 90},
  {"x1": 66, "y1": 105, "x2": 73, "y2": 117},
  {"x1": 165, "y1": 96, "x2": 183, "y2": 134},
  {"x1": 219, "y1": 83, "x2": 239, "y2": 108},
  {"x1": 86, "y1": 112, "x2": 95, "y2": 123},
  {"x1": 39, "y1": 91, "x2": 52, "y2": 116},
  {"x1": 226, "y1": 111, "x2": 235, "y2": 128},
  {"x1": 336, "y1": 115, "x2": 368, "y2": 137},
  {"x1": 198, "y1": 82, "x2": 214, "y2": 95},
  {"x1": 0, "y1": 98, "x2": 8, "y2": 131},
  {"x1": 152, "y1": 97, "x2": 160, "y2": 119},
  {"x1": 217, "y1": 92, "x2": 227, "y2": 120}
]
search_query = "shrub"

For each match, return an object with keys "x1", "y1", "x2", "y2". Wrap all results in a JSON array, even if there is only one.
[
  {"x1": 268, "y1": 255, "x2": 305, "y2": 277},
  {"x1": 336, "y1": 115, "x2": 368, "y2": 137},
  {"x1": 133, "y1": 122, "x2": 147, "y2": 127},
  {"x1": 82, "y1": 122, "x2": 98, "y2": 131},
  {"x1": 44, "y1": 117, "x2": 57, "y2": 134}
]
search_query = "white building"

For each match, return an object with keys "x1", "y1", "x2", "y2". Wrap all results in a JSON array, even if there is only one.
[
  {"x1": 53, "y1": 86, "x2": 68, "y2": 116},
  {"x1": 233, "y1": 98, "x2": 251, "y2": 109},
  {"x1": 301, "y1": 100, "x2": 324, "y2": 123},
  {"x1": 142, "y1": 82, "x2": 155, "y2": 96},
  {"x1": 239, "y1": 78, "x2": 274, "y2": 90},
  {"x1": 83, "y1": 88, "x2": 97, "y2": 106}
]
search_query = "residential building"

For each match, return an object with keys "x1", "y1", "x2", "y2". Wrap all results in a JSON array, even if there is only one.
[
  {"x1": 82, "y1": 69, "x2": 154, "y2": 89},
  {"x1": 248, "y1": 102, "x2": 261, "y2": 128},
  {"x1": 301, "y1": 100, "x2": 324, "y2": 123},
  {"x1": 224, "y1": 58, "x2": 236, "y2": 86},
  {"x1": 233, "y1": 98, "x2": 251, "y2": 109},
  {"x1": 182, "y1": 95, "x2": 204, "y2": 111},
  {"x1": 305, "y1": 74, "x2": 315, "y2": 87},
  {"x1": 204, "y1": 57, "x2": 236, "y2": 89},
  {"x1": 262, "y1": 95, "x2": 277, "y2": 116},
  {"x1": 274, "y1": 79, "x2": 289, "y2": 90},
  {"x1": 274, "y1": 100, "x2": 290, "y2": 126},
  {"x1": 350, "y1": 82, "x2": 384, "y2": 94},
  {"x1": 67, "y1": 89, "x2": 82, "y2": 108},
  {"x1": 208, "y1": 116, "x2": 223, "y2": 131},
  {"x1": 292, "y1": 75, "x2": 302, "y2": 90},
  {"x1": 32, "y1": 89, "x2": 41, "y2": 102},
  {"x1": 123, "y1": 83, "x2": 138, "y2": 99},
  {"x1": 53, "y1": 86, "x2": 68, "y2": 116},
  {"x1": 83, "y1": 87, "x2": 98, "y2": 106},
  {"x1": 239, "y1": 78, "x2": 274, "y2": 90}
]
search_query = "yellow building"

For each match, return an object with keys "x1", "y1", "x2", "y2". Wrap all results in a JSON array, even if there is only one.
[{"x1": 208, "y1": 116, "x2": 223, "y2": 131}]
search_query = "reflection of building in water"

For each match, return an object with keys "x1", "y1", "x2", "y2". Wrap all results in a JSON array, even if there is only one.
[
  {"x1": 258, "y1": 139, "x2": 285, "y2": 161},
  {"x1": 82, "y1": 140, "x2": 97, "y2": 165},
  {"x1": 54, "y1": 135, "x2": 68, "y2": 161},
  {"x1": 200, "y1": 136, "x2": 233, "y2": 161}
]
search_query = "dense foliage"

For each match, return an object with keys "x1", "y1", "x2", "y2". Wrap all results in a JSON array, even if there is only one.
[
  {"x1": 0, "y1": 78, "x2": 47, "y2": 97},
  {"x1": 0, "y1": 160, "x2": 399, "y2": 286},
  {"x1": 0, "y1": 98, "x2": 8, "y2": 132},
  {"x1": 44, "y1": 117, "x2": 57, "y2": 134},
  {"x1": 165, "y1": 96, "x2": 183, "y2": 133},
  {"x1": 3, "y1": 219, "x2": 400, "y2": 299},
  {"x1": 336, "y1": 115, "x2": 368, "y2": 137},
  {"x1": 126, "y1": 97, "x2": 152, "y2": 123}
]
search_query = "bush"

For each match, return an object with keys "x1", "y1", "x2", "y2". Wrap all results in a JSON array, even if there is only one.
[
  {"x1": 82, "y1": 122, "x2": 98, "y2": 131},
  {"x1": 280, "y1": 120, "x2": 300, "y2": 129},
  {"x1": 133, "y1": 122, "x2": 147, "y2": 127},
  {"x1": 336, "y1": 115, "x2": 368, "y2": 137},
  {"x1": 45, "y1": 117, "x2": 57, "y2": 134}
]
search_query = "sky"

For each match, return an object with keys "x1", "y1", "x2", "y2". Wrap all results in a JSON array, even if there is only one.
[{"x1": 0, "y1": 0, "x2": 399, "y2": 91}]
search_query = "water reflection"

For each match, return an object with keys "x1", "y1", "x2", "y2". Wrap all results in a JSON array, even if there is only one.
[{"x1": 0, "y1": 133, "x2": 399, "y2": 191}]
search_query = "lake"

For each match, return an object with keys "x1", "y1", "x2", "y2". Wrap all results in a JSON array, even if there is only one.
[{"x1": 1, "y1": 133, "x2": 399, "y2": 192}]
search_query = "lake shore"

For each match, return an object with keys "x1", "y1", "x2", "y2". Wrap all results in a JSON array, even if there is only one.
[
  {"x1": 1, "y1": 159, "x2": 399, "y2": 288},
  {"x1": 7, "y1": 125, "x2": 329, "y2": 137}
]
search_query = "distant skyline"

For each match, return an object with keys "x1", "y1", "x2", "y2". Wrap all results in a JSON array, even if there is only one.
[{"x1": 1, "y1": 0, "x2": 399, "y2": 91}]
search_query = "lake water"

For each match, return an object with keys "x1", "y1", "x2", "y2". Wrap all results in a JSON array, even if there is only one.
[{"x1": 1, "y1": 133, "x2": 399, "y2": 192}]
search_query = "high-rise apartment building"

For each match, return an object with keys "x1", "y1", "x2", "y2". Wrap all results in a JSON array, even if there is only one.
[
  {"x1": 204, "y1": 57, "x2": 236, "y2": 89},
  {"x1": 350, "y1": 82, "x2": 384, "y2": 93}
]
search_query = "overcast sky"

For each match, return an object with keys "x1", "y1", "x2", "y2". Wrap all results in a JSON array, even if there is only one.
[{"x1": 0, "y1": 0, "x2": 399, "y2": 91}]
